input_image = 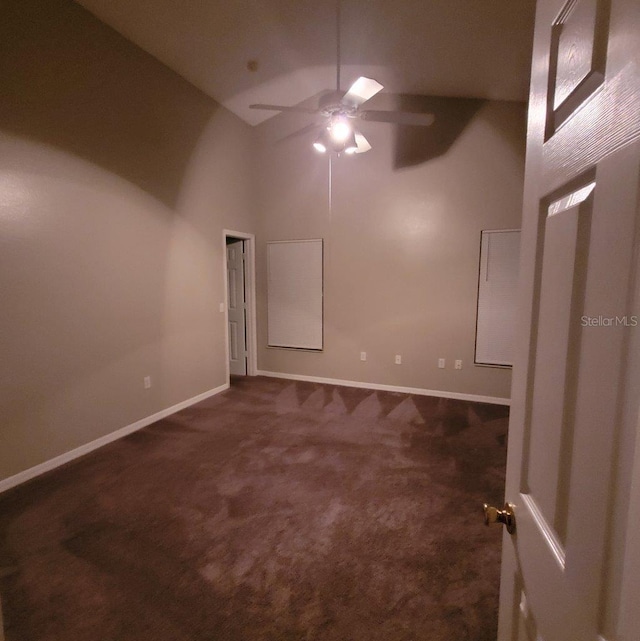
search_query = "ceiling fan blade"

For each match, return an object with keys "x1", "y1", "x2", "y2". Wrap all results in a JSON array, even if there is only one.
[
  {"x1": 360, "y1": 110, "x2": 435, "y2": 127},
  {"x1": 249, "y1": 104, "x2": 318, "y2": 114},
  {"x1": 341, "y1": 77, "x2": 384, "y2": 107},
  {"x1": 276, "y1": 122, "x2": 322, "y2": 144},
  {"x1": 354, "y1": 132, "x2": 372, "y2": 154}
]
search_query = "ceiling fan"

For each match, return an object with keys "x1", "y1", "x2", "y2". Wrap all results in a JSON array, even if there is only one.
[{"x1": 249, "y1": 1, "x2": 435, "y2": 155}]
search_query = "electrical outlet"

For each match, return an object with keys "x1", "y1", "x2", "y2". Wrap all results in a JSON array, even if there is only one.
[
  {"x1": 438, "y1": 358, "x2": 445, "y2": 369},
  {"x1": 455, "y1": 360, "x2": 462, "y2": 370},
  {"x1": 144, "y1": 376, "x2": 151, "y2": 389},
  {"x1": 360, "y1": 351, "x2": 367, "y2": 361},
  {"x1": 395, "y1": 355, "x2": 402, "y2": 365},
  {"x1": 219, "y1": 302, "x2": 225, "y2": 313}
]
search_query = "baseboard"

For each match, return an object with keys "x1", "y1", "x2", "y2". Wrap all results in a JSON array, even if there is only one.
[
  {"x1": 256, "y1": 370, "x2": 510, "y2": 406},
  {"x1": 0, "y1": 374, "x2": 508, "y2": 494},
  {"x1": 0, "y1": 383, "x2": 229, "y2": 495}
]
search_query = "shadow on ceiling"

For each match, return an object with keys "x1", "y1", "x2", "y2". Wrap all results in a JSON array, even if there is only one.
[
  {"x1": 258, "y1": 91, "x2": 486, "y2": 171},
  {"x1": 391, "y1": 95, "x2": 485, "y2": 170}
]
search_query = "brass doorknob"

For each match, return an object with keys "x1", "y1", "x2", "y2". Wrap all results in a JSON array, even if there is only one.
[{"x1": 483, "y1": 502, "x2": 516, "y2": 534}]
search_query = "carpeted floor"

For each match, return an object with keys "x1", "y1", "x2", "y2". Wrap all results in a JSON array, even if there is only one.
[{"x1": 0, "y1": 376, "x2": 509, "y2": 641}]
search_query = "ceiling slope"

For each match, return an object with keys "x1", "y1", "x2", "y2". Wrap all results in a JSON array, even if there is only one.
[{"x1": 74, "y1": 0, "x2": 536, "y2": 125}]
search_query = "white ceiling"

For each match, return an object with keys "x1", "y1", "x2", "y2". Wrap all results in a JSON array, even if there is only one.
[{"x1": 73, "y1": 0, "x2": 537, "y2": 126}]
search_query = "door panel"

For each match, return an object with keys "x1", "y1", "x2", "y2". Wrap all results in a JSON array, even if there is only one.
[
  {"x1": 499, "y1": 0, "x2": 640, "y2": 639},
  {"x1": 525, "y1": 190, "x2": 588, "y2": 541},
  {"x1": 548, "y1": 0, "x2": 609, "y2": 132},
  {"x1": 229, "y1": 320, "x2": 238, "y2": 361}
]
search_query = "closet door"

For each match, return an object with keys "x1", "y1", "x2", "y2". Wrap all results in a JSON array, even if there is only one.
[{"x1": 267, "y1": 240, "x2": 323, "y2": 350}]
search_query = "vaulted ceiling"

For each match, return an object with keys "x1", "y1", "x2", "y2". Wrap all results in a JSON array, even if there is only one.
[{"x1": 73, "y1": 0, "x2": 537, "y2": 126}]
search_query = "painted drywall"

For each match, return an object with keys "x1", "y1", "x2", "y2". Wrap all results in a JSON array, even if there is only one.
[
  {"x1": 0, "y1": 0, "x2": 255, "y2": 482},
  {"x1": 255, "y1": 96, "x2": 526, "y2": 400}
]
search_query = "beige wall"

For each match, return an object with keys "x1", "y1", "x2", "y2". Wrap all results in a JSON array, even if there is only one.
[
  {"x1": 0, "y1": 0, "x2": 255, "y2": 482},
  {"x1": 255, "y1": 97, "x2": 526, "y2": 400}
]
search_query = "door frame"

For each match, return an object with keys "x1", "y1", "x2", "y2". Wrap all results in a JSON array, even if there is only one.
[{"x1": 223, "y1": 230, "x2": 257, "y2": 379}]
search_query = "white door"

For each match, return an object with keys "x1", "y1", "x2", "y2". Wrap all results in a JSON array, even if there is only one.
[
  {"x1": 496, "y1": 0, "x2": 640, "y2": 639},
  {"x1": 227, "y1": 239, "x2": 247, "y2": 376}
]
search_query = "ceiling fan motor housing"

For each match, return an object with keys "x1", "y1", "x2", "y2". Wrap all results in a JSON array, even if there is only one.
[{"x1": 319, "y1": 91, "x2": 358, "y2": 118}]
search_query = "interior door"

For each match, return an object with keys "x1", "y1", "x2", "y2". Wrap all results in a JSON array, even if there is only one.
[
  {"x1": 496, "y1": 0, "x2": 640, "y2": 640},
  {"x1": 227, "y1": 239, "x2": 247, "y2": 376}
]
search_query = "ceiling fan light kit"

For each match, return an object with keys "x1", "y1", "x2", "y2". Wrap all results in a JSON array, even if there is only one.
[
  {"x1": 328, "y1": 115, "x2": 351, "y2": 143},
  {"x1": 312, "y1": 119, "x2": 363, "y2": 155},
  {"x1": 312, "y1": 133, "x2": 328, "y2": 154},
  {"x1": 343, "y1": 130, "x2": 358, "y2": 155}
]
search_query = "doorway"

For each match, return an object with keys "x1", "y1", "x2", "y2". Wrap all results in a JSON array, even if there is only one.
[{"x1": 223, "y1": 230, "x2": 257, "y2": 380}]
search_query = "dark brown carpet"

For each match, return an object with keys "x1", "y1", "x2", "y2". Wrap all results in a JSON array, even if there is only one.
[{"x1": 0, "y1": 376, "x2": 508, "y2": 641}]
